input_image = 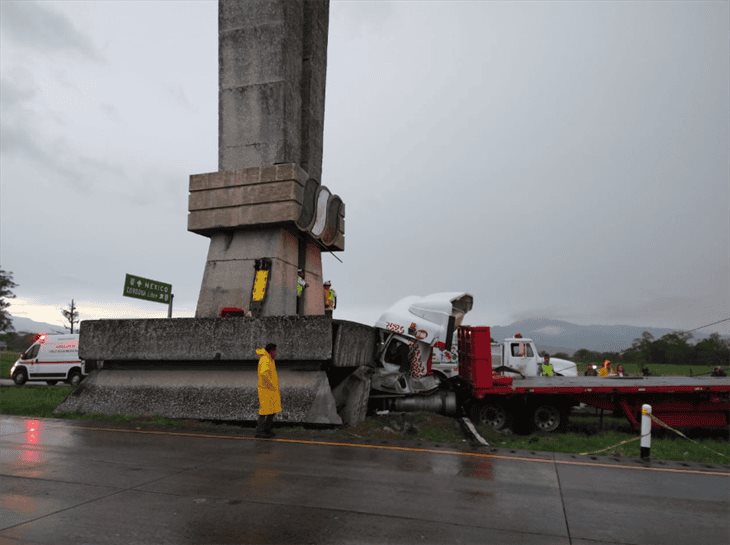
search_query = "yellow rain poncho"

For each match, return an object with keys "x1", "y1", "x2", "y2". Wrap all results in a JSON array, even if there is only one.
[{"x1": 256, "y1": 348, "x2": 281, "y2": 415}]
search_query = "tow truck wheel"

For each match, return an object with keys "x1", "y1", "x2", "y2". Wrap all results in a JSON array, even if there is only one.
[
  {"x1": 532, "y1": 404, "x2": 565, "y2": 433},
  {"x1": 12, "y1": 369, "x2": 28, "y2": 386},
  {"x1": 471, "y1": 401, "x2": 512, "y2": 431},
  {"x1": 67, "y1": 370, "x2": 82, "y2": 386}
]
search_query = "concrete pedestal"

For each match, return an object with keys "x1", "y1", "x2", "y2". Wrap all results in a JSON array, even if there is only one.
[{"x1": 195, "y1": 228, "x2": 324, "y2": 318}]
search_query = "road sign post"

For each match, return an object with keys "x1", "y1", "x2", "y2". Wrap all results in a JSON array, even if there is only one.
[{"x1": 123, "y1": 274, "x2": 174, "y2": 317}]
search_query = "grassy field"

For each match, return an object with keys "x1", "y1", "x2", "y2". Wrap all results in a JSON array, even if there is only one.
[
  {"x1": 1, "y1": 357, "x2": 727, "y2": 465},
  {"x1": 1, "y1": 351, "x2": 17, "y2": 379},
  {"x1": 0, "y1": 386, "x2": 74, "y2": 417},
  {"x1": 579, "y1": 362, "x2": 722, "y2": 377},
  {"x1": 475, "y1": 414, "x2": 730, "y2": 465}
]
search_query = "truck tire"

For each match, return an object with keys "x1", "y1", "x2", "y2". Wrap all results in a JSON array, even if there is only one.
[
  {"x1": 531, "y1": 403, "x2": 566, "y2": 433},
  {"x1": 13, "y1": 369, "x2": 28, "y2": 386},
  {"x1": 67, "y1": 370, "x2": 82, "y2": 386},
  {"x1": 470, "y1": 401, "x2": 512, "y2": 431}
]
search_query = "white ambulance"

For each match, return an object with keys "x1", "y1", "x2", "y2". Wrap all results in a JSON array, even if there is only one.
[{"x1": 10, "y1": 334, "x2": 86, "y2": 386}]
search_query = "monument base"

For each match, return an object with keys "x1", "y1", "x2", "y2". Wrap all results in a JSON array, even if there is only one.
[
  {"x1": 63, "y1": 317, "x2": 377, "y2": 426},
  {"x1": 56, "y1": 367, "x2": 342, "y2": 425},
  {"x1": 195, "y1": 227, "x2": 324, "y2": 318}
]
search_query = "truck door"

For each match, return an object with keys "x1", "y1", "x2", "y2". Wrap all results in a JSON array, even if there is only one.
[
  {"x1": 509, "y1": 341, "x2": 534, "y2": 375},
  {"x1": 20, "y1": 343, "x2": 40, "y2": 377}
]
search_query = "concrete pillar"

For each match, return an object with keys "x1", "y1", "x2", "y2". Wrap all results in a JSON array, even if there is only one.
[
  {"x1": 218, "y1": 0, "x2": 328, "y2": 179},
  {"x1": 190, "y1": 1, "x2": 338, "y2": 318}
]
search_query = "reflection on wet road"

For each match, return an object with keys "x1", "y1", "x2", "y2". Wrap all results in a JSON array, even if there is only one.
[{"x1": 0, "y1": 416, "x2": 728, "y2": 544}]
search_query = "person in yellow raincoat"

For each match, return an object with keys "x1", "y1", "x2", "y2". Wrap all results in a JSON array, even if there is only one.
[{"x1": 255, "y1": 343, "x2": 281, "y2": 438}]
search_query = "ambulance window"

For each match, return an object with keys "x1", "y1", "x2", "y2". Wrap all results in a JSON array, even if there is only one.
[{"x1": 22, "y1": 344, "x2": 40, "y2": 360}]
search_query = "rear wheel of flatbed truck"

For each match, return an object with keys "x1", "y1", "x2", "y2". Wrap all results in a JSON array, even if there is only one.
[
  {"x1": 470, "y1": 401, "x2": 513, "y2": 431},
  {"x1": 531, "y1": 403, "x2": 568, "y2": 433}
]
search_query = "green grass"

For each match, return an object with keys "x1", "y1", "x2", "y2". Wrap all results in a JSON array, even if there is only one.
[
  {"x1": 476, "y1": 414, "x2": 730, "y2": 465},
  {"x1": 1, "y1": 351, "x2": 17, "y2": 379},
  {"x1": 347, "y1": 412, "x2": 465, "y2": 444},
  {"x1": 579, "y1": 362, "x2": 721, "y2": 377},
  {"x1": 58, "y1": 411, "x2": 187, "y2": 428},
  {"x1": 1, "y1": 384, "x2": 726, "y2": 465},
  {"x1": 0, "y1": 386, "x2": 74, "y2": 417}
]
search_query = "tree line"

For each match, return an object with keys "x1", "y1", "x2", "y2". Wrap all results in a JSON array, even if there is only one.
[
  {"x1": 0, "y1": 270, "x2": 80, "y2": 352},
  {"x1": 571, "y1": 331, "x2": 730, "y2": 366}
]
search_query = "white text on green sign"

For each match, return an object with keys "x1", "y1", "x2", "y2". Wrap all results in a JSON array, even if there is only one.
[{"x1": 123, "y1": 274, "x2": 172, "y2": 304}]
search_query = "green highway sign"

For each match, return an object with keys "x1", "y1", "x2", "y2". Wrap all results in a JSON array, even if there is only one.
[{"x1": 123, "y1": 274, "x2": 172, "y2": 305}]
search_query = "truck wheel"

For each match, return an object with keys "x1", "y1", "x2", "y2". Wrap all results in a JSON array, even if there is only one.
[
  {"x1": 13, "y1": 369, "x2": 28, "y2": 386},
  {"x1": 532, "y1": 404, "x2": 565, "y2": 433},
  {"x1": 46, "y1": 380, "x2": 58, "y2": 386},
  {"x1": 67, "y1": 370, "x2": 82, "y2": 386},
  {"x1": 471, "y1": 401, "x2": 512, "y2": 431}
]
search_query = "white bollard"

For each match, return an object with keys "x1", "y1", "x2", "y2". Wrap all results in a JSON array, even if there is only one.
[{"x1": 640, "y1": 404, "x2": 652, "y2": 459}]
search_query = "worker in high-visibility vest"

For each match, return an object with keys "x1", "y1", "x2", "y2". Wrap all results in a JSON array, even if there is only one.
[
  {"x1": 296, "y1": 269, "x2": 308, "y2": 314},
  {"x1": 323, "y1": 280, "x2": 337, "y2": 315},
  {"x1": 296, "y1": 269, "x2": 308, "y2": 298},
  {"x1": 541, "y1": 353, "x2": 555, "y2": 377},
  {"x1": 255, "y1": 343, "x2": 281, "y2": 438}
]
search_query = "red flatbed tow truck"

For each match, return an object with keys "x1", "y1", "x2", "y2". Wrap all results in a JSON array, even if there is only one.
[{"x1": 458, "y1": 326, "x2": 730, "y2": 432}]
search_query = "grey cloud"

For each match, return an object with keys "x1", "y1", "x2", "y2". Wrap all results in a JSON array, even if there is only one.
[
  {"x1": 0, "y1": 0, "x2": 101, "y2": 60},
  {"x1": 165, "y1": 85, "x2": 196, "y2": 113},
  {"x1": 0, "y1": 76, "x2": 36, "y2": 110},
  {"x1": 0, "y1": 118, "x2": 137, "y2": 198}
]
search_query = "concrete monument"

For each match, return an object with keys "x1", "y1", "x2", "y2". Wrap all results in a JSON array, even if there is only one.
[
  {"x1": 189, "y1": 0, "x2": 344, "y2": 318},
  {"x1": 57, "y1": 0, "x2": 366, "y2": 426}
]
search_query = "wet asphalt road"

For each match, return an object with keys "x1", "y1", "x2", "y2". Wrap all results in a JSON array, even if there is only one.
[{"x1": 0, "y1": 416, "x2": 728, "y2": 545}]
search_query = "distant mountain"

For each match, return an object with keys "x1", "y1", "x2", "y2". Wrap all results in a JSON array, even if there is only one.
[
  {"x1": 489, "y1": 319, "x2": 687, "y2": 354},
  {"x1": 9, "y1": 316, "x2": 66, "y2": 334}
]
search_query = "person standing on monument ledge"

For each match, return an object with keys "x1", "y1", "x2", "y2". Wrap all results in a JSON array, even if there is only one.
[
  {"x1": 255, "y1": 343, "x2": 281, "y2": 438},
  {"x1": 296, "y1": 268, "x2": 308, "y2": 314},
  {"x1": 323, "y1": 280, "x2": 337, "y2": 315}
]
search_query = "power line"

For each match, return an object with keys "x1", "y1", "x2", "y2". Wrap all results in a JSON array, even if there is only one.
[{"x1": 686, "y1": 317, "x2": 730, "y2": 333}]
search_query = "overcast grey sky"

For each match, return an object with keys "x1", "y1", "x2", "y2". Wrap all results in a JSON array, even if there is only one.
[{"x1": 1, "y1": 0, "x2": 728, "y2": 335}]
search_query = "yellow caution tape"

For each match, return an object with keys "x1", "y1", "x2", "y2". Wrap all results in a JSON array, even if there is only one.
[{"x1": 648, "y1": 413, "x2": 727, "y2": 459}]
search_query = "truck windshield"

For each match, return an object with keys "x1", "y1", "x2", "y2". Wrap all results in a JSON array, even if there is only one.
[
  {"x1": 510, "y1": 342, "x2": 534, "y2": 357},
  {"x1": 21, "y1": 344, "x2": 40, "y2": 360},
  {"x1": 384, "y1": 339, "x2": 410, "y2": 369}
]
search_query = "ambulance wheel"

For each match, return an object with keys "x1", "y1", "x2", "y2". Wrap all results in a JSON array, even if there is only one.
[
  {"x1": 531, "y1": 404, "x2": 566, "y2": 433},
  {"x1": 470, "y1": 401, "x2": 512, "y2": 431},
  {"x1": 13, "y1": 369, "x2": 28, "y2": 386},
  {"x1": 46, "y1": 380, "x2": 58, "y2": 386},
  {"x1": 67, "y1": 370, "x2": 82, "y2": 386}
]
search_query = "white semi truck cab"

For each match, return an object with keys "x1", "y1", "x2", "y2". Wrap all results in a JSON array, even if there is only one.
[
  {"x1": 433, "y1": 336, "x2": 578, "y2": 378},
  {"x1": 492, "y1": 337, "x2": 577, "y2": 377},
  {"x1": 372, "y1": 292, "x2": 473, "y2": 395}
]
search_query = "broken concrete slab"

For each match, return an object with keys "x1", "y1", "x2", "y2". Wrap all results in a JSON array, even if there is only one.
[{"x1": 78, "y1": 316, "x2": 333, "y2": 362}]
